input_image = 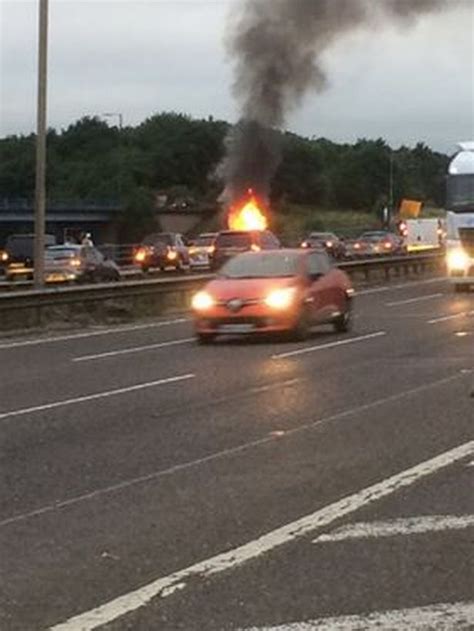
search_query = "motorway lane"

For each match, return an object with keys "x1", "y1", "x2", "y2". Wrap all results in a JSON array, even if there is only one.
[
  {"x1": 0, "y1": 277, "x2": 473, "y2": 629},
  {"x1": 0, "y1": 278, "x2": 461, "y2": 405},
  {"x1": 2, "y1": 279, "x2": 470, "y2": 516},
  {"x1": 0, "y1": 279, "x2": 447, "y2": 411},
  {"x1": 1, "y1": 278, "x2": 471, "y2": 524},
  {"x1": 138, "y1": 453, "x2": 474, "y2": 631},
  {"x1": 0, "y1": 279, "x2": 471, "y2": 523}
]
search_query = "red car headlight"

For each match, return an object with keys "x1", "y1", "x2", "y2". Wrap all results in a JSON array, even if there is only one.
[
  {"x1": 192, "y1": 291, "x2": 215, "y2": 311},
  {"x1": 265, "y1": 287, "x2": 297, "y2": 310}
]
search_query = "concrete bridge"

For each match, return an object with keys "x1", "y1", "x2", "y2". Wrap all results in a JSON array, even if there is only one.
[{"x1": 0, "y1": 198, "x2": 219, "y2": 244}]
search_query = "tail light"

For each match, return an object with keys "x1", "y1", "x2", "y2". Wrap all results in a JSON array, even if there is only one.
[
  {"x1": 354, "y1": 242, "x2": 361, "y2": 250},
  {"x1": 301, "y1": 241, "x2": 309, "y2": 248},
  {"x1": 134, "y1": 248, "x2": 148, "y2": 263},
  {"x1": 326, "y1": 241, "x2": 333, "y2": 248},
  {"x1": 383, "y1": 241, "x2": 392, "y2": 249}
]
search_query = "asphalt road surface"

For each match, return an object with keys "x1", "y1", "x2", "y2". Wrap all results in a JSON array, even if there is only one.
[{"x1": 0, "y1": 276, "x2": 473, "y2": 631}]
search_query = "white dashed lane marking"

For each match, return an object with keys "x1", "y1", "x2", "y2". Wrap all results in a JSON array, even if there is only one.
[
  {"x1": 428, "y1": 310, "x2": 474, "y2": 324},
  {"x1": 73, "y1": 338, "x2": 194, "y2": 362},
  {"x1": 0, "y1": 374, "x2": 194, "y2": 421},
  {"x1": 0, "y1": 318, "x2": 190, "y2": 350},
  {"x1": 272, "y1": 331, "x2": 386, "y2": 360},
  {"x1": 385, "y1": 293, "x2": 443, "y2": 307}
]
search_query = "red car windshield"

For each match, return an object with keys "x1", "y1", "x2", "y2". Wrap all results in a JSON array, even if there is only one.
[{"x1": 219, "y1": 252, "x2": 300, "y2": 279}]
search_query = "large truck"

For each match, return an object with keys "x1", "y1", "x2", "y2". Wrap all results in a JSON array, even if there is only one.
[{"x1": 445, "y1": 141, "x2": 474, "y2": 291}]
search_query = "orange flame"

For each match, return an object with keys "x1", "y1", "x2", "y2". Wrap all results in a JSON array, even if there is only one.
[{"x1": 228, "y1": 193, "x2": 268, "y2": 231}]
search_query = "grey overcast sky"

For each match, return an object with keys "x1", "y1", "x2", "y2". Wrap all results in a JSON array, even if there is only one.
[{"x1": 0, "y1": 0, "x2": 473, "y2": 152}]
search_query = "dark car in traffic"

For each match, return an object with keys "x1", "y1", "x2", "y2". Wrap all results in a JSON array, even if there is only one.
[
  {"x1": 134, "y1": 233, "x2": 189, "y2": 272},
  {"x1": 210, "y1": 230, "x2": 280, "y2": 271},
  {"x1": 2, "y1": 233, "x2": 56, "y2": 279},
  {"x1": 300, "y1": 232, "x2": 346, "y2": 259},
  {"x1": 44, "y1": 245, "x2": 120, "y2": 283}
]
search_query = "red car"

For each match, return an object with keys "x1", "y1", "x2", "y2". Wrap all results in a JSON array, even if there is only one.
[{"x1": 191, "y1": 249, "x2": 354, "y2": 343}]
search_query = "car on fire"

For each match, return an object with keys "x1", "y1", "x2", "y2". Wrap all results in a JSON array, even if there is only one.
[
  {"x1": 134, "y1": 232, "x2": 189, "y2": 273},
  {"x1": 300, "y1": 231, "x2": 346, "y2": 259},
  {"x1": 191, "y1": 248, "x2": 354, "y2": 343},
  {"x1": 210, "y1": 229, "x2": 280, "y2": 271},
  {"x1": 188, "y1": 233, "x2": 217, "y2": 270}
]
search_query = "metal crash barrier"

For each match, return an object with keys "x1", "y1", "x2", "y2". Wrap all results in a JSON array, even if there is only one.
[{"x1": 0, "y1": 253, "x2": 445, "y2": 332}]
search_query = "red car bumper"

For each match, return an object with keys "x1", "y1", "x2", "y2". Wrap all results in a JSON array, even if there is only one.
[{"x1": 193, "y1": 303, "x2": 300, "y2": 335}]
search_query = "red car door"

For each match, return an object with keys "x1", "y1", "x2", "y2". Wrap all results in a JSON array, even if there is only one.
[{"x1": 305, "y1": 252, "x2": 335, "y2": 322}]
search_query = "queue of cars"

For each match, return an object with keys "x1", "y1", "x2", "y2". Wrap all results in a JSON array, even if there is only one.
[
  {"x1": 299, "y1": 230, "x2": 406, "y2": 259},
  {"x1": 132, "y1": 229, "x2": 281, "y2": 274},
  {"x1": 0, "y1": 234, "x2": 121, "y2": 283},
  {"x1": 0, "y1": 225, "x2": 424, "y2": 287}
]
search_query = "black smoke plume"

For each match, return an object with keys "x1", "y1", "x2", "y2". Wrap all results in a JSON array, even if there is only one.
[{"x1": 219, "y1": 0, "x2": 447, "y2": 207}]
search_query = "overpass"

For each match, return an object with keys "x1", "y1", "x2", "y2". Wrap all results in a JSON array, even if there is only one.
[
  {"x1": 0, "y1": 198, "x2": 122, "y2": 243},
  {"x1": 0, "y1": 198, "x2": 219, "y2": 244}
]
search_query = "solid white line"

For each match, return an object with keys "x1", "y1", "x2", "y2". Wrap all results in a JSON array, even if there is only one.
[
  {"x1": 241, "y1": 601, "x2": 474, "y2": 630},
  {"x1": 49, "y1": 438, "x2": 474, "y2": 630},
  {"x1": 428, "y1": 310, "x2": 474, "y2": 324},
  {"x1": 313, "y1": 514, "x2": 474, "y2": 543},
  {"x1": 385, "y1": 293, "x2": 443, "y2": 307},
  {"x1": 0, "y1": 374, "x2": 194, "y2": 421},
  {"x1": 0, "y1": 318, "x2": 189, "y2": 350},
  {"x1": 272, "y1": 331, "x2": 386, "y2": 360},
  {"x1": 73, "y1": 338, "x2": 194, "y2": 362}
]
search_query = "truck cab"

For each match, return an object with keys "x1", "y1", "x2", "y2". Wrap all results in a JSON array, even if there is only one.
[{"x1": 445, "y1": 142, "x2": 474, "y2": 291}]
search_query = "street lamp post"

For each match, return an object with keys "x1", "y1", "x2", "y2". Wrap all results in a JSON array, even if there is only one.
[{"x1": 34, "y1": 0, "x2": 49, "y2": 289}]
